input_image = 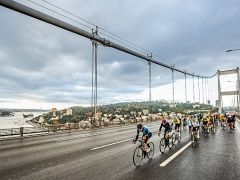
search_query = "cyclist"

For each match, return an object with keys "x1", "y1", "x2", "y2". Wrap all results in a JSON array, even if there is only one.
[
  {"x1": 188, "y1": 116, "x2": 193, "y2": 134},
  {"x1": 202, "y1": 115, "x2": 209, "y2": 133},
  {"x1": 191, "y1": 119, "x2": 199, "y2": 143},
  {"x1": 183, "y1": 115, "x2": 188, "y2": 130},
  {"x1": 208, "y1": 116, "x2": 215, "y2": 133},
  {"x1": 158, "y1": 119, "x2": 172, "y2": 144},
  {"x1": 195, "y1": 115, "x2": 200, "y2": 130},
  {"x1": 232, "y1": 114, "x2": 236, "y2": 129},
  {"x1": 171, "y1": 115, "x2": 181, "y2": 137},
  {"x1": 220, "y1": 114, "x2": 226, "y2": 128},
  {"x1": 227, "y1": 114, "x2": 236, "y2": 130},
  {"x1": 227, "y1": 114, "x2": 234, "y2": 129},
  {"x1": 171, "y1": 115, "x2": 181, "y2": 130},
  {"x1": 134, "y1": 122, "x2": 152, "y2": 152}
]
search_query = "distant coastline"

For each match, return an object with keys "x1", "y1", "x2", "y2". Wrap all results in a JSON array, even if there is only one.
[
  {"x1": 0, "y1": 111, "x2": 14, "y2": 117},
  {"x1": 0, "y1": 108, "x2": 49, "y2": 112}
]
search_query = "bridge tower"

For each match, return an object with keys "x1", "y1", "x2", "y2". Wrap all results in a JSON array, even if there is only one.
[{"x1": 218, "y1": 67, "x2": 240, "y2": 113}]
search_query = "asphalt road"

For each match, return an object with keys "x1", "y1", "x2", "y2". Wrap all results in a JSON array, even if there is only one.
[{"x1": 0, "y1": 121, "x2": 240, "y2": 180}]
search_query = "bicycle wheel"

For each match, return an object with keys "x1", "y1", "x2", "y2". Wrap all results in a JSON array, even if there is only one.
[
  {"x1": 204, "y1": 128, "x2": 207, "y2": 137},
  {"x1": 178, "y1": 132, "x2": 181, "y2": 142},
  {"x1": 173, "y1": 133, "x2": 178, "y2": 145},
  {"x1": 211, "y1": 127, "x2": 215, "y2": 134},
  {"x1": 133, "y1": 146, "x2": 143, "y2": 167},
  {"x1": 147, "y1": 142, "x2": 154, "y2": 159},
  {"x1": 170, "y1": 133, "x2": 175, "y2": 147},
  {"x1": 191, "y1": 134, "x2": 195, "y2": 147},
  {"x1": 159, "y1": 138, "x2": 166, "y2": 154},
  {"x1": 192, "y1": 140, "x2": 195, "y2": 147},
  {"x1": 192, "y1": 136, "x2": 199, "y2": 147}
]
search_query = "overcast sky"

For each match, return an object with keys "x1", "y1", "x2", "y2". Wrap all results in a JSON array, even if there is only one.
[{"x1": 0, "y1": 0, "x2": 240, "y2": 109}]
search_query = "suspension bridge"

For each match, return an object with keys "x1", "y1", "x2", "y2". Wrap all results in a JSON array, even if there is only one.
[{"x1": 0, "y1": 0, "x2": 240, "y2": 180}]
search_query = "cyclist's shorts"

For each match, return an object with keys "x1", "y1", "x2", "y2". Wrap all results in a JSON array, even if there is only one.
[
  {"x1": 143, "y1": 132, "x2": 152, "y2": 143},
  {"x1": 148, "y1": 132, "x2": 152, "y2": 138},
  {"x1": 192, "y1": 126, "x2": 198, "y2": 131},
  {"x1": 164, "y1": 128, "x2": 172, "y2": 134},
  {"x1": 175, "y1": 124, "x2": 181, "y2": 130},
  {"x1": 203, "y1": 121, "x2": 208, "y2": 125}
]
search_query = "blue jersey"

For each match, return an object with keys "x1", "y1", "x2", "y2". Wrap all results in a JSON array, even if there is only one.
[
  {"x1": 136, "y1": 126, "x2": 152, "y2": 140},
  {"x1": 188, "y1": 120, "x2": 192, "y2": 126},
  {"x1": 196, "y1": 120, "x2": 200, "y2": 127},
  {"x1": 141, "y1": 126, "x2": 151, "y2": 135}
]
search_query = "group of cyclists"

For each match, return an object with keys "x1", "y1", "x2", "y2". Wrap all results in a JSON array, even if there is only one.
[{"x1": 133, "y1": 112, "x2": 237, "y2": 152}]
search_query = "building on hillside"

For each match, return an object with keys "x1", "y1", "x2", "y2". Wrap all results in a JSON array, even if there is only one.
[
  {"x1": 142, "y1": 109, "x2": 149, "y2": 116},
  {"x1": 66, "y1": 108, "x2": 73, "y2": 115},
  {"x1": 95, "y1": 112, "x2": 102, "y2": 119},
  {"x1": 115, "y1": 108, "x2": 121, "y2": 114},
  {"x1": 130, "y1": 111, "x2": 136, "y2": 116},
  {"x1": 38, "y1": 116, "x2": 45, "y2": 124},
  {"x1": 193, "y1": 104, "x2": 200, "y2": 109},
  {"x1": 51, "y1": 117, "x2": 59, "y2": 125},
  {"x1": 169, "y1": 104, "x2": 176, "y2": 108},
  {"x1": 52, "y1": 108, "x2": 57, "y2": 117},
  {"x1": 61, "y1": 109, "x2": 67, "y2": 114}
]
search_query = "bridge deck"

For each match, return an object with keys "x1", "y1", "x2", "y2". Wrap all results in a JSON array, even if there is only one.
[{"x1": 0, "y1": 121, "x2": 240, "y2": 180}]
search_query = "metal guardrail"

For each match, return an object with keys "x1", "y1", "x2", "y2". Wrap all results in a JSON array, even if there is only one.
[
  {"x1": 0, "y1": 124, "x2": 80, "y2": 137},
  {"x1": 0, "y1": 128, "x2": 20, "y2": 136},
  {"x1": 23, "y1": 127, "x2": 48, "y2": 134},
  {"x1": 0, "y1": 127, "x2": 48, "y2": 136},
  {"x1": 0, "y1": 118, "x2": 155, "y2": 137}
]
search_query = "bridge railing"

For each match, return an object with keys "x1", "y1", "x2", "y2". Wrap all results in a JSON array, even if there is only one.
[
  {"x1": 0, "y1": 127, "x2": 49, "y2": 137},
  {"x1": 0, "y1": 116, "x2": 159, "y2": 137},
  {"x1": 0, "y1": 128, "x2": 21, "y2": 136},
  {"x1": 0, "y1": 124, "x2": 80, "y2": 137}
]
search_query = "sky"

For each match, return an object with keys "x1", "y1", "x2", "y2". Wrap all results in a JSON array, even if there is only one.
[{"x1": 0, "y1": 0, "x2": 240, "y2": 109}]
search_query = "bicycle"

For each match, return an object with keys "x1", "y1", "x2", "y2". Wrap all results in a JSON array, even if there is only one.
[
  {"x1": 159, "y1": 132, "x2": 174, "y2": 154},
  {"x1": 202, "y1": 125, "x2": 209, "y2": 137},
  {"x1": 132, "y1": 139, "x2": 154, "y2": 167},
  {"x1": 221, "y1": 121, "x2": 226, "y2": 130},
  {"x1": 173, "y1": 128, "x2": 181, "y2": 144},
  {"x1": 209, "y1": 124, "x2": 215, "y2": 134},
  {"x1": 229, "y1": 122, "x2": 234, "y2": 132},
  {"x1": 191, "y1": 130, "x2": 199, "y2": 147}
]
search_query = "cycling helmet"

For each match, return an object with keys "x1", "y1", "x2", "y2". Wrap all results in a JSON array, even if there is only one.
[{"x1": 137, "y1": 122, "x2": 143, "y2": 129}]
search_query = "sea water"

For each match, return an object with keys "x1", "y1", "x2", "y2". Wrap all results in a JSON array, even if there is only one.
[{"x1": 0, "y1": 112, "x2": 46, "y2": 129}]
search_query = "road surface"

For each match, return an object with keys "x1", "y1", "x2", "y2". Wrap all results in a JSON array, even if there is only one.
[{"x1": 0, "y1": 121, "x2": 240, "y2": 180}]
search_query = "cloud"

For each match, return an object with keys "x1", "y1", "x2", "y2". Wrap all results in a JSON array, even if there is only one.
[{"x1": 0, "y1": 0, "x2": 240, "y2": 108}]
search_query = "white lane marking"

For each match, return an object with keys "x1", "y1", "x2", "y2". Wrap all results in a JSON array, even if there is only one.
[
  {"x1": 56, "y1": 134, "x2": 91, "y2": 141},
  {"x1": 90, "y1": 138, "x2": 133, "y2": 150},
  {"x1": 159, "y1": 141, "x2": 192, "y2": 167}
]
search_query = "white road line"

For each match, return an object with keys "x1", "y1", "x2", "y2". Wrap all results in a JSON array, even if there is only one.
[
  {"x1": 236, "y1": 121, "x2": 240, "y2": 131},
  {"x1": 90, "y1": 138, "x2": 133, "y2": 150},
  {"x1": 159, "y1": 141, "x2": 192, "y2": 167}
]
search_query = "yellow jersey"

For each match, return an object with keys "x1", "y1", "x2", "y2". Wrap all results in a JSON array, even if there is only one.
[{"x1": 172, "y1": 118, "x2": 181, "y2": 125}]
